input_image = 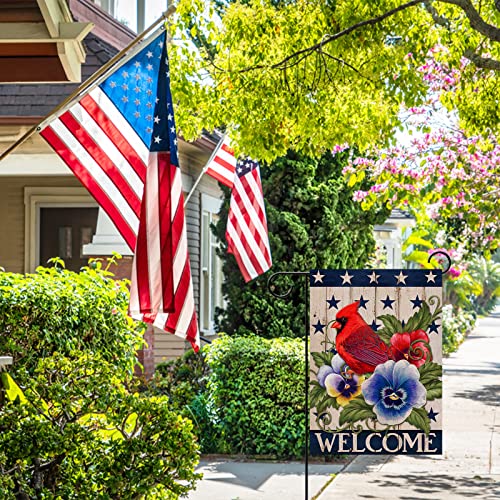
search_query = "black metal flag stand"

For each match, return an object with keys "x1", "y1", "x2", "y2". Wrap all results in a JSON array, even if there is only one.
[{"x1": 268, "y1": 271, "x2": 310, "y2": 500}]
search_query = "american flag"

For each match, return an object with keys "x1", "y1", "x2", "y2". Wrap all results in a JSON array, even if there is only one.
[
  {"x1": 39, "y1": 30, "x2": 199, "y2": 350},
  {"x1": 205, "y1": 135, "x2": 237, "y2": 188},
  {"x1": 226, "y1": 158, "x2": 272, "y2": 282}
]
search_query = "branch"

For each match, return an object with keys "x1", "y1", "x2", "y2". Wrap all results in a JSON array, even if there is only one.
[
  {"x1": 237, "y1": 0, "x2": 423, "y2": 73},
  {"x1": 271, "y1": 0, "x2": 423, "y2": 71},
  {"x1": 463, "y1": 49, "x2": 500, "y2": 69},
  {"x1": 439, "y1": 0, "x2": 500, "y2": 42}
]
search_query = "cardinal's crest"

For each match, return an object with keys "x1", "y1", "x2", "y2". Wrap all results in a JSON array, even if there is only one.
[{"x1": 309, "y1": 269, "x2": 443, "y2": 455}]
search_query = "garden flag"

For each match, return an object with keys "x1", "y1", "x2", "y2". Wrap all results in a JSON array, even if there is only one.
[
  {"x1": 309, "y1": 269, "x2": 443, "y2": 455},
  {"x1": 204, "y1": 135, "x2": 237, "y2": 188},
  {"x1": 39, "y1": 29, "x2": 200, "y2": 351},
  {"x1": 226, "y1": 158, "x2": 272, "y2": 282}
]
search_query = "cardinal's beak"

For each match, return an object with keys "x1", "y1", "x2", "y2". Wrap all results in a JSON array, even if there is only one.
[{"x1": 331, "y1": 321, "x2": 341, "y2": 330}]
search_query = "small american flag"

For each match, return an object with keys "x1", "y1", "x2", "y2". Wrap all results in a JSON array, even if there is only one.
[
  {"x1": 39, "y1": 30, "x2": 199, "y2": 350},
  {"x1": 226, "y1": 158, "x2": 272, "y2": 282},
  {"x1": 205, "y1": 135, "x2": 237, "y2": 188}
]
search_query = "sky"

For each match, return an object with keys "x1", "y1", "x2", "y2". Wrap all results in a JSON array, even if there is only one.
[{"x1": 114, "y1": 0, "x2": 167, "y2": 33}]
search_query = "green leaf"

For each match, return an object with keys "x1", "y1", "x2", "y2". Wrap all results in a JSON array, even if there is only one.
[
  {"x1": 406, "y1": 407, "x2": 431, "y2": 434},
  {"x1": 426, "y1": 385, "x2": 442, "y2": 401},
  {"x1": 311, "y1": 351, "x2": 333, "y2": 369},
  {"x1": 418, "y1": 361, "x2": 442, "y2": 387},
  {"x1": 377, "y1": 314, "x2": 403, "y2": 335},
  {"x1": 338, "y1": 398, "x2": 376, "y2": 426}
]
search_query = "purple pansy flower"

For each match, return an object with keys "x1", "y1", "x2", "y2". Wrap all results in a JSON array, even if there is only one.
[
  {"x1": 361, "y1": 360, "x2": 426, "y2": 425},
  {"x1": 317, "y1": 354, "x2": 364, "y2": 407}
]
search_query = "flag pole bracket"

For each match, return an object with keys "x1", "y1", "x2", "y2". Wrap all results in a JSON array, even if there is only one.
[{"x1": 267, "y1": 271, "x2": 309, "y2": 500}]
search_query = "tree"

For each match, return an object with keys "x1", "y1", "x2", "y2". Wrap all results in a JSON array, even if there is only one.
[
  {"x1": 169, "y1": 0, "x2": 500, "y2": 161},
  {"x1": 213, "y1": 149, "x2": 389, "y2": 337}
]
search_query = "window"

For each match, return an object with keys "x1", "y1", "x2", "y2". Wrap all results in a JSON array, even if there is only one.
[
  {"x1": 91, "y1": 0, "x2": 116, "y2": 16},
  {"x1": 200, "y1": 194, "x2": 224, "y2": 334}
]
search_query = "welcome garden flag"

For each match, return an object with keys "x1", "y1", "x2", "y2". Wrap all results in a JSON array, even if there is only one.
[{"x1": 309, "y1": 269, "x2": 443, "y2": 455}]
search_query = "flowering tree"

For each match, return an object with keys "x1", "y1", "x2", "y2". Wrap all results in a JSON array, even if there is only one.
[{"x1": 342, "y1": 51, "x2": 500, "y2": 257}]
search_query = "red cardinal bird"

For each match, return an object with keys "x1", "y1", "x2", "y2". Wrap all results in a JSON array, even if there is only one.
[{"x1": 331, "y1": 301, "x2": 389, "y2": 375}]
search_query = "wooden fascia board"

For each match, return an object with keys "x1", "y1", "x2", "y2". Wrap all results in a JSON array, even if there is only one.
[
  {"x1": 0, "y1": 22, "x2": 92, "y2": 45},
  {"x1": 36, "y1": 0, "x2": 93, "y2": 82}
]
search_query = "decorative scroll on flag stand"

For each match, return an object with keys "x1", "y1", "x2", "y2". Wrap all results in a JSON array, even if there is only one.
[{"x1": 267, "y1": 251, "x2": 450, "y2": 500}]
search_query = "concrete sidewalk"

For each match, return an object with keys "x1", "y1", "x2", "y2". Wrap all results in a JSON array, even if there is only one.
[
  {"x1": 318, "y1": 313, "x2": 500, "y2": 500},
  {"x1": 187, "y1": 460, "x2": 343, "y2": 500}
]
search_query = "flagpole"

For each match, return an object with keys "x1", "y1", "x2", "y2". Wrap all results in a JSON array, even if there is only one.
[
  {"x1": 0, "y1": 5, "x2": 177, "y2": 163},
  {"x1": 184, "y1": 133, "x2": 226, "y2": 207}
]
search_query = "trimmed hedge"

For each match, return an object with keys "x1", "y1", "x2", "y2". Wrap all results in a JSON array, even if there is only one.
[{"x1": 154, "y1": 335, "x2": 306, "y2": 459}]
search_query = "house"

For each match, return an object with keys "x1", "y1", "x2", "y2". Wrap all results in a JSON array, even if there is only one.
[
  {"x1": 0, "y1": 0, "x2": 225, "y2": 376},
  {"x1": 373, "y1": 209, "x2": 415, "y2": 268}
]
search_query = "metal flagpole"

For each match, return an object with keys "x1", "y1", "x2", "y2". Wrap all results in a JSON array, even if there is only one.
[
  {"x1": 184, "y1": 133, "x2": 226, "y2": 207},
  {"x1": 268, "y1": 271, "x2": 310, "y2": 500},
  {"x1": 0, "y1": 5, "x2": 177, "y2": 163}
]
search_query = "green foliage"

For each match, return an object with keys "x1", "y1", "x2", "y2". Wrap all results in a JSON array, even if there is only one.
[
  {"x1": 170, "y1": 0, "x2": 500, "y2": 160},
  {"x1": 0, "y1": 354, "x2": 200, "y2": 499},
  {"x1": 406, "y1": 407, "x2": 430, "y2": 435},
  {"x1": 442, "y1": 304, "x2": 476, "y2": 355},
  {"x1": 467, "y1": 256, "x2": 500, "y2": 315},
  {"x1": 214, "y1": 149, "x2": 389, "y2": 338},
  {"x1": 0, "y1": 265, "x2": 143, "y2": 380},
  {"x1": 337, "y1": 399, "x2": 376, "y2": 427},
  {"x1": 0, "y1": 266, "x2": 201, "y2": 499},
  {"x1": 203, "y1": 334, "x2": 305, "y2": 458}
]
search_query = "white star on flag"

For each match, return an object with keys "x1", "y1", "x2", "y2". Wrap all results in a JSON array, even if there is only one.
[
  {"x1": 313, "y1": 271, "x2": 325, "y2": 283},
  {"x1": 425, "y1": 271, "x2": 437, "y2": 283},
  {"x1": 368, "y1": 271, "x2": 380, "y2": 284},
  {"x1": 395, "y1": 271, "x2": 408, "y2": 284},
  {"x1": 341, "y1": 271, "x2": 353, "y2": 285}
]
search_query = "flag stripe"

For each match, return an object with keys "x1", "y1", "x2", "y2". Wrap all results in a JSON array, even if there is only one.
[
  {"x1": 227, "y1": 203, "x2": 267, "y2": 277},
  {"x1": 205, "y1": 136, "x2": 237, "y2": 188},
  {"x1": 59, "y1": 110, "x2": 142, "y2": 219},
  {"x1": 71, "y1": 100, "x2": 145, "y2": 197},
  {"x1": 232, "y1": 173, "x2": 272, "y2": 263},
  {"x1": 40, "y1": 124, "x2": 138, "y2": 251},
  {"x1": 88, "y1": 88, "x2": 149, "y2": 170}
]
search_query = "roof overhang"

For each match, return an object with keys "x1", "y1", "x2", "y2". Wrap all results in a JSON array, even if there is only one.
[{"x1": 0, "y1": 0, "x2": 93, "y2": 83}]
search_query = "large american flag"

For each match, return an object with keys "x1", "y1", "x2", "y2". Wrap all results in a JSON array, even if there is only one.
[
  {"x1": 39, "y1": 30, "x2": 199, "y2": 350},
  {"x1": 226, "y1": 158, "x2": 272, "y2": 282}
]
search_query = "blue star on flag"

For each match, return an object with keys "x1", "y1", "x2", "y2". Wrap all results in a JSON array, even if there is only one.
[
  {"x1": 357, "y1": 295, "x2": 369, "y2": 309},
  {"x1": 327, "y1": 295, "x2": 341, "y2": 309},
  {"x1": 429, "y1": 321, "x2": 440, "y2": 334},
  {"x1": 428, "y1": 408, "x2": 439, "y2": 422},
  {"x1": 370, "y1": 320, "x2": 381, "y2": 331},
  {"x1": 381, "y1": 295, "x2": 395, "y2": 310},
  {"x1": 410, "y1": 295, "x2": 424, "y2": 309},
  {"x1": 313, "y1": 320, "x2": 326, "y2": 334}
]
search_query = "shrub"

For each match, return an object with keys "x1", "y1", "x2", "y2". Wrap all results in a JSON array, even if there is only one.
[
  {"x1": 0, "y1": 263, "x2": 143, "y2": 379},
  {"x1": 204, "y1": 335, "x2": 306, "y2": 458},
  {"x1": 442, "y1": 305, "x2": 476, "y2": 355},
  {"x1": 0, "y1": 265, "x2": 201, "y2": 498}
]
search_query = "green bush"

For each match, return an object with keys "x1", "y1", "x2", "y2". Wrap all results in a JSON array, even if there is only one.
[
  {"x1": 204, "y1": 335, "x2": 306, "y2": 458},
  {"x1": 0, "y1": 265, "x2": 201, "y2": 499},
  {"x1": 0, "y1": 263, "x2": 143, "y2": 379},
  {"x1": 442, "y1": 305, "x2": 477, "y2": 355}
]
